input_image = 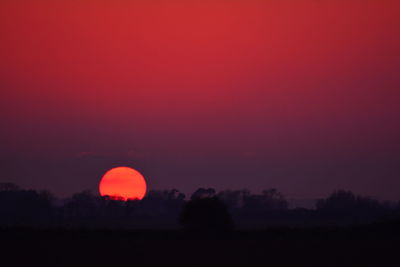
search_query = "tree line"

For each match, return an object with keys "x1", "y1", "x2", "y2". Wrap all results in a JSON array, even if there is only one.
[{"x1": 0, "y1": 182, "x2": 399, "y2": 229}]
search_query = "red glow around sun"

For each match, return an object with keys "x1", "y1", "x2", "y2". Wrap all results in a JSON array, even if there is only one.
[{"x1": 99, "y1": 167, "x2": 147, "y2": 201}]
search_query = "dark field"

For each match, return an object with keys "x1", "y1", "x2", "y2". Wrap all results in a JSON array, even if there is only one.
[{"x1": 2, "y1": 224, "x2": 399, "y2": 267}]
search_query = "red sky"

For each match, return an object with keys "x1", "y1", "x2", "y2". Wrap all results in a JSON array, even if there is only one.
[{"x1": 1, "y1": 0, "x2": 400, "y2": 200}]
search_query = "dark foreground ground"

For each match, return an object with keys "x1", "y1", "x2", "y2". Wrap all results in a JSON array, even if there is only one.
[{"x1": 1, "y1": 223, "x2": 399, "y2": 266}]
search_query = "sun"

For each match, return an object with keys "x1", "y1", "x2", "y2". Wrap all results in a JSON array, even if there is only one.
[{"x1": 99, "y1": 167, "x2": 147, "y2": 201}]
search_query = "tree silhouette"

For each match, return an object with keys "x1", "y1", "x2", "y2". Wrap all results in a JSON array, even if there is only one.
[
  {"x1": 316, "y1": 190, "x2": 388, "y2": 224},
  {"x1": 0, "y1": 182, "x2": 21, "y2": 192},
  {"x1": 316, "y1": 190, "x2": 383, "y2": 212},
  {"x1": 140, "y1": 189, "x2": 186, "y2": 216},
  {"x1": 64, "y1": 190, "x2": 99, "y2": 219},
  {"x1": 190, "y1": 188, "x2": 216, "y2": 200},
  {"x1": 316, "y1": 190, "x2": 357, "y2": 211},
  {"x1": 0, "y1": 183, "x2": 53, "y2": 225},
  {"x1": 217, "y1": 189, "x2": 249, "y2": 211},
  {"x1": 242, "y1": 188, "x2": 288, "y2": 213}
]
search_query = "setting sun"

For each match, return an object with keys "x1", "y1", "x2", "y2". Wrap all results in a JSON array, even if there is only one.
[{"x1": 99, "y1": 167, "x2": 147, "y2": 200}]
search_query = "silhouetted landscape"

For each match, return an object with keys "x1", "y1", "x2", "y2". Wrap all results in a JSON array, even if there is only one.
[
  {"x1": 2, "y1": 183, "x2": 400, "y2": 229},
  {"x1": 2, "y1": 0, "x2": 400, "y2": 266},
  {"x1": 1, "y1": 183, "x2": 400, "y2": 266}
]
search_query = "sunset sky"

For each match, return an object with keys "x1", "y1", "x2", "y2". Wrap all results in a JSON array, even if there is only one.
[{"x1": 1, "y1": 0, "x2": 399, "y2": 200}]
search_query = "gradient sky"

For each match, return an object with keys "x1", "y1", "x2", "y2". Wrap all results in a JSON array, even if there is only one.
[{"x1": 1, "y1": 0, "x2": 400, "y2": 200}]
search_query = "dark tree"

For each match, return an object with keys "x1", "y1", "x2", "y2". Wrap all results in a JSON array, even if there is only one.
[
  {"x1": 190, "y1": 188, "x2": 216, "y2": 200},
  {"x1": 217, "y1": 189, "x2": 249, "y2": 211},
  {"x1": 316, "y1": 190, "x2": 389, "y2": 224},
  {"x1": 316, "y1": 190, "x2": 357, "y2": 211},
  {"x1": 0, "y1": 183, "x2": 53, "y2": 225},
  {"x1": 140, "y1": 189, "x2": 186, "y2": 216},
  {"x1": 0, "y1": 182, "x2": 21, "y2": 192},
  {"x1": 316, "y1": 190, "x2": 383, "y2": 212},
  {"x1": 64, "y1": 190, "x2": 99, "y2": 219},
  {"x1": 179, "y1": 197, "x2": 233, "y2": 233},
  {"x1": 242, "y1": 188, "x2": 288, "y2": 213}
]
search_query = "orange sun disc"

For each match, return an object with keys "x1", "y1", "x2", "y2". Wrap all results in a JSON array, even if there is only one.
[{"x1": 99, "y1": 167, "x2": 147, "y2": 200}]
